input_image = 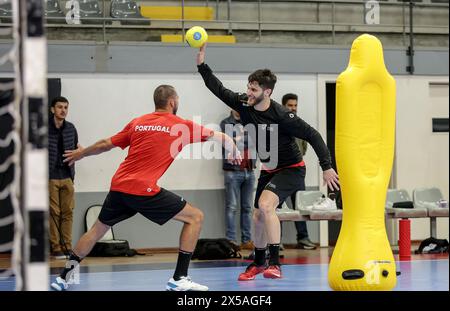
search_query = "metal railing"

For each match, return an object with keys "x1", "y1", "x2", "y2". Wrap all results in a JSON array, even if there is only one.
[{"x1": 0, "y1": 0, "x2": 448, "y2": 46}]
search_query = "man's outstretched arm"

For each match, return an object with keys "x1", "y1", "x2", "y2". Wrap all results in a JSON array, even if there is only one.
[
  {"x1": 207, "y1": 131, "x2": 242, "y2": 165},
  {"x1": 63, "y1": 138, "x2": 115, "y2": 166}
]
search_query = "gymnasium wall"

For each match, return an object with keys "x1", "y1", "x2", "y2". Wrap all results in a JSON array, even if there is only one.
[
  {"x1": 61, "y1": 73, "x2": 321, "y2": 248},
  {"x1": 1, "y1": 43, "x2": 448, "y2": 248},
  {"x1": 61, "y1": 73, "x2": 320, "y2": 192},
  {"x1": 66, "y1": 73, "x2": 449, "y2": 248},
  {"x1": 394, "y1": 76, "x2": 449, "y2": 240}
]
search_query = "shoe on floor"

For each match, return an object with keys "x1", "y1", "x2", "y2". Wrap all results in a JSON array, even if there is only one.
[
  {"x1": 51, "y1": 276, "x2": 69, "y2": 291},
  {"x1": 263, "y1": 265, "x2": 282, "y2": 279},
  {"x1": 238, "y1": 263, "x2": 266, "y2": 281},
  {"x1": 297, "y1": 237, "x2": 317, "y2": 250},
  {"x1": 240, "y1": 240, "x2": 255, "y2": 250},
  {"x1": 166, "y1": 276, "x2": 209, "y2": 291},
  {"x1": 228, "y1": 240, "x2": 241, "y2": 251}
]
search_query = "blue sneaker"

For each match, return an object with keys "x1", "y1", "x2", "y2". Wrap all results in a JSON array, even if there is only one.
[
  {"x1": 166, "y1": 276, "x2": 208, "y2": 291},
  {"x1": 51, "y1": 276, "x2": 69, "y2": 291}
]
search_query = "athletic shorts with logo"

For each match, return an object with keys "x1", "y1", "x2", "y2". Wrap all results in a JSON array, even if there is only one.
[
  {"x1": 254, "y1": 166, "x2": 306, "y2": 209},
  {"x1": 98, "y1": 189, "x2": 187, "y2": 226}
]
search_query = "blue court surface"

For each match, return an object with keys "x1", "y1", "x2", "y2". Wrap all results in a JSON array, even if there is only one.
[{"x1": 1, "y1": 259, "x2": 448, "y2": 291}]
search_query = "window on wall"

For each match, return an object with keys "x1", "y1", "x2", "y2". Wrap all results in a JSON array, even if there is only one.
[
  {"x1": 433, "y1": 118, "x2": 449, "y2": 132},
  {"x1": 429, "y1": 82, "x2": 449, "y2": 133}
]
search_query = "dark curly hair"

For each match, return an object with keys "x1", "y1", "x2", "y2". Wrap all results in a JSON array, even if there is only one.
[{"x1": 248, "y1": 69, "x2": 277, "y2": 95}]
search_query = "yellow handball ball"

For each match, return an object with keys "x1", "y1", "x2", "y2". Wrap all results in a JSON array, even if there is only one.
[{"x1": 185, "y1": 26, "x2": 208, "y2": 48}]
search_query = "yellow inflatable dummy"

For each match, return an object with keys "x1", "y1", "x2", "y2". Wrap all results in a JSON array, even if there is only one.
[{"x1": 328, "y1": 34, "x2": 397, "y2": 291}]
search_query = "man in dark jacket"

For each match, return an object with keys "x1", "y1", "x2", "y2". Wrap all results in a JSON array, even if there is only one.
[
  {"x1": 220, "y1": 110, "x2": 256, "y2": 250},
  {"x1": 48, "y1": 96, "x2": 79, "y2": 258}
]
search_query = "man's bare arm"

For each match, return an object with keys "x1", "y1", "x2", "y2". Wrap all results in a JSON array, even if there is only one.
[{"x1": 63, "y1": 138, "x2": 115, "y2": 166}]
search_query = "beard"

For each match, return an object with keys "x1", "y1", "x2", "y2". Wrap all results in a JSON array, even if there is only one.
[{"x1": 249, "y1": 92, "x2": 265, "y2": 106}]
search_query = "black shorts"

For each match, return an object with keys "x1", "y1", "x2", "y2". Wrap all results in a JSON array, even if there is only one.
[
  {"x1": 254, "y1": 166, "x2": 306, "y2": 209},
  {"x1": 98, "y1": 189, "x2": 187, "y2": 226}
]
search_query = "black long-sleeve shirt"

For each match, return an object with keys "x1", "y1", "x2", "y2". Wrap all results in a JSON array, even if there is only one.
[{"x1": 198, "y1": 63, "x2": 332, "y2": 171}]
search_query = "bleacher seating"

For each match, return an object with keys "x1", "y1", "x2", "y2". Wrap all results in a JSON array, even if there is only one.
[
  {"x1": 78, "y1": 0, "x2": 103, "y2": 24},
  {"x1": 277, "y1": 189, "x2": 446, "y2": 224},
  {"x1": 276, "y1": 202, "x2": 303, "y2": 221},
  {"x1": 45, "y1": 0, "x2": 65, "y2": 24},
  {"x1": 276, "y1": 191, "x2": 342, "y2": 221},
  {"x1": 161, "y1": 34, "x2": 236, "y2": 45},
  {"x1": 413, "y1": 187, "x2": 449, "y2": 237},
  {"x1": 1, "y1": 0, "x2": 445, "y2": 46},
  {"x1": 413, "y1": 187, "x2": 448, "y2": 215},
  {"x1": 296, "y1": 191, "x2": 342, "y2": 220},
  {"x1": 110, "y1": 0, "x2": 150, "y2": 25},
  {"x1": 140, "y1": 5, "x2": 214, "y2": 21},
  {"x1": 277, "y1": 188, "x2": 448, "y2": 247},
  {"x1": 385, "y1": 189, "x2": 428, "y2": 218},
  {"x1": 275, "y1": 190, "x2": 341, "y2": 247},
  {"x1": 0, "y1": 0, "x2": 12, "y2": 24}
]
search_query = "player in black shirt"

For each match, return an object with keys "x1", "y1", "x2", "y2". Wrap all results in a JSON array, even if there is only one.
[{"x1": 196, "y1": 44, "x2": 339, "y2": 281}]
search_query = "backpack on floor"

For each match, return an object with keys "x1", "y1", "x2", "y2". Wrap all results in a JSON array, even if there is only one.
[
  {"x1": 84, "y1": 205, "x2": 138, "y2": 257},
  {"x1": 192, "y1": 238, "x2": 242, "y2": 260},
  {"x1": 415, "y1": 237, "x2": 449, "y2": 254}
]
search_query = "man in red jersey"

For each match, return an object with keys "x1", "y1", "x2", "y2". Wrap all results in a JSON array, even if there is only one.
[{"x1": 51, "y1": 85, "x2": 241, "y2": 291}]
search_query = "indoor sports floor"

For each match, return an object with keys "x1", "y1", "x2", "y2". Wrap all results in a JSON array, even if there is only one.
[{"x1": 0, "y1": 247, "x2": 448, "y2": 291}]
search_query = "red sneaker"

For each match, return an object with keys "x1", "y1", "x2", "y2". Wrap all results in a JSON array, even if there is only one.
[
  {"x1": 238, "y1": 264, "x2": 266, "y2": 281},
  {"x1": 263, "y1": 265, "x2": 282, "y2": 279}
]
